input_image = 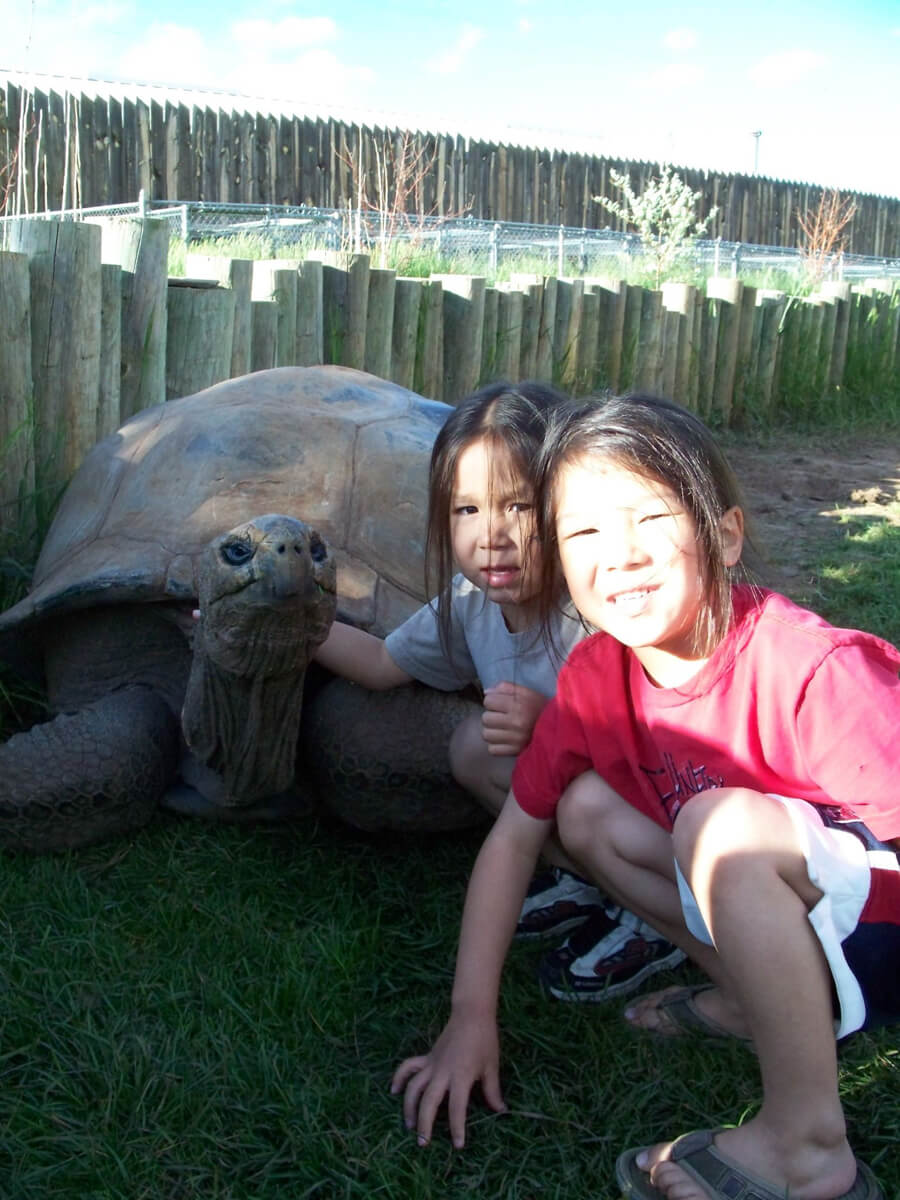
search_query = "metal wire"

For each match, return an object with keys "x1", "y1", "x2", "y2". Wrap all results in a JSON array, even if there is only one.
[{"x1": 2, "y1": 198, "x2": 899, "y2": 284}]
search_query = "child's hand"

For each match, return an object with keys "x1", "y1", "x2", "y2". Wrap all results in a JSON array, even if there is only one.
[
  {"x1": 390, "y1": 1013, "x2": 506, "y2": 1149},
  {"x1": 481, "y1": 682, "x2": 548, "y2": 757}
]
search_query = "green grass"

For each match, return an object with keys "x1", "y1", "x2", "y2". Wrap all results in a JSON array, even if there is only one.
[
  {"x1": 2, "y1": 447, "x2": 900, "y2": 1197},
  {"x1": 809, "y1": 505, "x2": 900, "y2": 643}
]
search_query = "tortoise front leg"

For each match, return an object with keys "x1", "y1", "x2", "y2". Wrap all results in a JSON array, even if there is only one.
[{"x1": 0, "y1": 685, "x2": 179, "y2": 853}]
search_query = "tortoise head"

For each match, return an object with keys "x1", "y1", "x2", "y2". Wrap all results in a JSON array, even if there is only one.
[{"x1": 182, "y1": 514, "x2": 337, "y2": 805}]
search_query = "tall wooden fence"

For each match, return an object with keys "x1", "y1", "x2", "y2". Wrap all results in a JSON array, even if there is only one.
[
  {"x1": 2, "y1": 82, "x2": 900, "y2": 257},
  {"x1": 1, "y1": 216, "x2": 898, "y2": 547}
]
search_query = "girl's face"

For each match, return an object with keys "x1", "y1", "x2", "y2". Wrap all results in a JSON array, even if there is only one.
[
  {"x1": 554, "y1": 455, "x2": 742, "y2": 686},
  {"x1": 450, "y1": 437, "x2": 542, "y2": 631}
]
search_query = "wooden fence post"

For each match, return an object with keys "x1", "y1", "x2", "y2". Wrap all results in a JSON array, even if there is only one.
[
  {"x1": 391, "y1": 277, "x2": 423, "y2": 390},
  {"x1": 252, "y1": 260, "x2": 300, "y2": 367},
  {"x1": 0, "y1": 250, "x2": 35, "y2": 542},
  {"x1": 636, "y1": 288, "x2": 664, "y2": 394},
  {"x1": 620, "y1": 285, "x2": 644, "y2": 393},
  {"x1": 536, "y1": 277, "x2": 557, "y2": 382},
  {"x1": 96, "y1": 217, "x2": 168, "y2": 418},
  {"x1": 496, "y1": 286, "x2": 524, "y2": 382},
  {"x1": 364, "y1": 267, "x2": 396, "y2": 379},
  {"x1": 481, "y1": 286, "x2": 499, "y2": 381},
  {"x1": 661, "y1": 283, "x2": 699, "y2": 409},
  {"x1": 8, "y1": 218, "x2": 102, "y2": 498},
  {"x1": 433, "y1": 274, "x2": 486, "y2": 405},
  {"x1": 518, "y1": 282, "x2": 543, "y2": 379},
  {"x1": 165, "y1": 282, "x2": 235, "y2": 400},
  {"x1": 98, "y1": 262, "x2": 122, "y2": 438},
  {"x1": 415, "y1": 279, "x2": 444, "y2": 402},
  {"x1": 554, "y1": 278, "x2": 583, "y2": 389},
  {"x1": 707, "y1": 278, "x2": 743, "y2": 422},
  {"x1": 345, "y1": 253, "x2": 370, "y2": 370},
  {"x1": 576, "y1": 286, "x2": 599, "y2": 393},
  {"x1": 321, "y1": 261, "x2": 349, "y2": 366},
  {"x1": 251, "y1": 301, "x2": 279, "y2": 372},
  {"x1": 296, "y1": 259, "x2": 324, "y2": 367},
  {"x1": 185, "y1": 254, "x2": 253, "y2": 378},
  {"x1": 754, "y1": 296, "x2": 783, "y2": 415}
]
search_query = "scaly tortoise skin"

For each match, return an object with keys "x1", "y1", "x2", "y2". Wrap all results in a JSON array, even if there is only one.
[{"x1": 0, "y1": 366, "x2": 483, "y2": 852}]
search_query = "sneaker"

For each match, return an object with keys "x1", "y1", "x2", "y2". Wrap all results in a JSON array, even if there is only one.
[
  {"x1": 515, "y1": 867, "x2": 608, "y2": 941},
  {"x1": 539, "y1": 907, "x2": 686, "y2": 1001}
]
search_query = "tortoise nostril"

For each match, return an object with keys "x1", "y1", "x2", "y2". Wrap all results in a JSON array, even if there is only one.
[{"x1": 277, "y1": 544, "x2": 286, "y2": 554}]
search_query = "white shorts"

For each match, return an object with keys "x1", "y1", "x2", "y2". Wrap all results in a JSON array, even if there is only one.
[{"x1": 674, "y1": 794, "x2": 897, "y2": 1039}]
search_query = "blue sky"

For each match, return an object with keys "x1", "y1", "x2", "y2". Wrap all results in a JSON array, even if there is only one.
[{"x1": 4, "y1": 0, "x2": 900, "y2": 199}]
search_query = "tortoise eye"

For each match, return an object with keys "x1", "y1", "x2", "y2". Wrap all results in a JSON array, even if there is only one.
[
  {"x1": 221, "y1": 539, "x2": 254, "y2": 566},
  {"x1": 309, "y1": 533, "x2": 328, "y2": 564}
]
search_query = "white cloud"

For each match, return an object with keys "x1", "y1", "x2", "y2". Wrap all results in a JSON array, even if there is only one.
[
  {"x1": 117, "y1": 24, "x2": 215, "y2": 85},
  {"x1": 230, "y1": 16, "x2": 337, "y2": 53},
  {"x1": 663, "y1": 27, "x2": 697, "y2": 51},
  {"x1": 642, "y1": 62, "x2": 704, "y2": 90},
  {"x1": 76, "y1": 2, "x2": 133, "y2": 30},
  {"x1": 748, "y1": 49, "x2": 827, "y2": 86},
  {"x1": 427, "y1": 25, "x2": 485, "y2": 75},
  {"x1": 222, "y1": 48, "x2": 374, "y2": 103},
  {"x1": 518, "y1": 18, "x2": 533, "y2": 34}
]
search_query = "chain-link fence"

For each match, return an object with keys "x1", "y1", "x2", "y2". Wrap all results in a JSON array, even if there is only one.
[{"x1": 3, "y1": 197, "x2": 899, "y2": 285}]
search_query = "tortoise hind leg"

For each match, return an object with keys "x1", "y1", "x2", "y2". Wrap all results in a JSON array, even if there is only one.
[{"x1": 0, "y1": 685, "x2": 179, "y2": 853}]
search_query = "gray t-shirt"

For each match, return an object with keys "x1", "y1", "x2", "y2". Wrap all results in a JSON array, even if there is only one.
[{"x1": 385, "y1": 574, "x2": 585, "y2": 697}]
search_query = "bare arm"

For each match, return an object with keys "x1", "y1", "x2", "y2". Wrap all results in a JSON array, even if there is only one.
[
  {"x1": 313, "y1": 621, "x2": 413, "y2": 690},
  {"x1": 391, "y1": 794, "x2": 552, "y2": 1147}
]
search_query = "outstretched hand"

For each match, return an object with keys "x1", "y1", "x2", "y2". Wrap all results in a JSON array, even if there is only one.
[
  {"x1": 390, "y1": 1013, "x2": 506, "y2": 1149},
  {"x1": 481, "y1": 682, "x2": 548, "y2": 757}
]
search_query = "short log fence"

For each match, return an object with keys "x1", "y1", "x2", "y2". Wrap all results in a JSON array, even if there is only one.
[{"x1": 1, "y1": 217, "x2": 898, "y2": 541}]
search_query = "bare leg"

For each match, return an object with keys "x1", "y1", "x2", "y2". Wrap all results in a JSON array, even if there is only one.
[
  {"x1": 448, "y1": 715, "x2": 586, "y2": 876},
  {"x1": 555, "y1": 773, "x2": 721, "y2": 966},
  {"x1": 636, "y1": 788, "x2": 857, "y2": 1200}
]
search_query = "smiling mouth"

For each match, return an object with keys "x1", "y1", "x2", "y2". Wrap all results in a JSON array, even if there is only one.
[{"x1": 610, "y1": 587, "x2": 654, "y2": 613}]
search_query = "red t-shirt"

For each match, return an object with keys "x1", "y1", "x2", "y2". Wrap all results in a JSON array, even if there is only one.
[{"x1": 513, "y1": 587, "x2": 900, "y2": 842}]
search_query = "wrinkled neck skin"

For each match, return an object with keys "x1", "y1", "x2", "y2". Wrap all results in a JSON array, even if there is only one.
[{"x1": 182, "y1": 579, "x2": 335, "y2": 808}]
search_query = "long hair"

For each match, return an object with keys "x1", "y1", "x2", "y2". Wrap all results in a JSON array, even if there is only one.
[
  {"x1": 426, "y1": 380, "x2": 572, "y2": 659},
  {"x1": 536, "y1": 393, "x2": 756, "y2": 656}
]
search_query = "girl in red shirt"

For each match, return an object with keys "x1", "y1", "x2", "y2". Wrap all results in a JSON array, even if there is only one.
[{"x1": 392, "y1": 393, "x2": 897, "y2": 1200}]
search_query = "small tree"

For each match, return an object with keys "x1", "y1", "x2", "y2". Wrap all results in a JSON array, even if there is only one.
[
  {"x1": 797, "y1": 189, "x2": 857, "y2": 284},
  {"x1": 594, "y1": 165, "x2": 717, "y2": 287},
  {"x1": 339, "y1": 128, "x2": 468, "y2": 269}
]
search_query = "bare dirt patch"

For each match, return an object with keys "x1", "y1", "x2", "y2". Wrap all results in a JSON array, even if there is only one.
[{"x1": 722, "y1": 431, "x2": 900, "y2": 601}]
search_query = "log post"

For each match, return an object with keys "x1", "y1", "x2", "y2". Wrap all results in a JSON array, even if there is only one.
[
  {"x1": 0, "y1": 250, "x2": 35, "y2": 543},
  {"x1": 391, "y1": 277, "x2": 423, "y2": 390},
  {"x1": 95, "y1": 217, "x2": 168, "y2": 417},
  {"x1": 364, "y1": 267, "x2": 396, "y2": 380},
  {"x1": 707, "y1": 278, "x2": 742, "y2": 423},
  {"x1": 251, "y1": 300, "x2": 278, "y2": 372},
  {"x1": 8, "y1": 218, "x2": 102, "y2": 497},
  {"x1": 98, "y1": 262, "x2": 122, "y2": 438},
  {"x1": 415, "y1": 279, "x2": 444, "y2": 402},
  {"x1": 495, "y1": 286, "x2": 524, "y2": 382},
  {"x1": 297, "y1": 259, "x2": 324, "y2": 367},
  {"x1": 165, "y1": 282, "x2": 235, "y2": 400},
  {"x1": 185, "y1": 254, "x2": 253, "y2": 378},
  {"x1": 432, "y1": 274, "x2": 485, "y2": 405}
]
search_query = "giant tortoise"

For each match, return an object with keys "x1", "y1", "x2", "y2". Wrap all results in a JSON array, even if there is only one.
[{"x1": 0, "y1": 366, "x2": 483, "y2": 853}]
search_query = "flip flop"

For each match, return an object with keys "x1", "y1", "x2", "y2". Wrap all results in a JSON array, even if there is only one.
[
  {"x1": 615, "y1": 1128, "x2": 885, "y2": 1199},
  {"x1": 626, "y1": 983, "x2": 754, "y2": 1046}
]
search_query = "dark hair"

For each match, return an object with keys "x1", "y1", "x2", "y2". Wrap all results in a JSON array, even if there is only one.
[
  {"x1": 536, "y1": 393, "x2": 755, "y2": 655},
  {"x1": 426, "y1": 380, "x2": 572, "y2": 656}
]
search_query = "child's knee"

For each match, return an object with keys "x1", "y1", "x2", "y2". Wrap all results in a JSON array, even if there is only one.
[
  {"x1": 673, "y1": 789, "x2": 820, "y2": 905},
  {"x1": 556, "y1": 771, "x2": 623, "y2": 849}
]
